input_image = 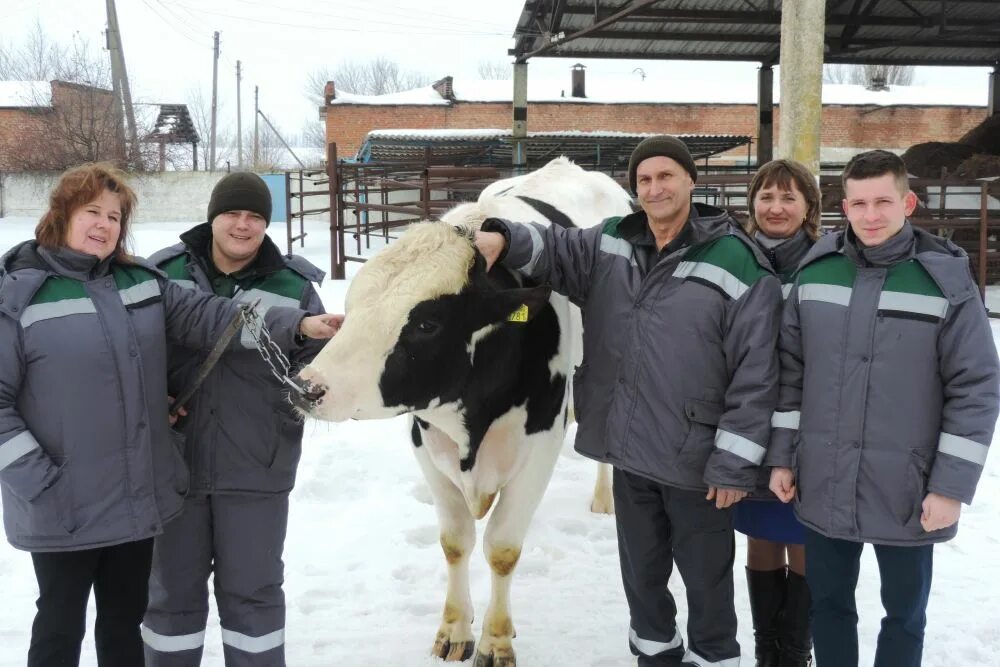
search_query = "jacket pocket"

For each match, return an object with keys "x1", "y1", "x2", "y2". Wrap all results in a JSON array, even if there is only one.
[
  {"x1": 269, "y1": 411, "x2": 304, "y2": 472},
  {"x1": 27, "y1": 459, "x2": 74, "y2": 536},
  {"x1": 902, "y1": 448, "x2": 932, "y2": 527},
  {"x1": 168, "y1": 429, "x2": 190, "y2": 496},
  {"x1": 684, "y1": 399, "x2": 724, "y2": 427},
  {"x1": 679, "y1": 398, "x2": 725, "y2": 466}
]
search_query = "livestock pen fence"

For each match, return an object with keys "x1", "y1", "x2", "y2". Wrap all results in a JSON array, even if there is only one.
[{"x1": 327, "y1": 157, "x2": 1000, "y2": 296}]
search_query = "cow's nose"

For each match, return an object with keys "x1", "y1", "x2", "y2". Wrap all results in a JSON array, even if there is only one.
[{"x1": 286, "y1": 374, "x2": 327, "y2": 407}]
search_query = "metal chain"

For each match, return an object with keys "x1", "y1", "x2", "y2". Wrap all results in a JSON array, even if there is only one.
[{"x1": 238, "y1": 304, "x2": 306, "y2": 394}]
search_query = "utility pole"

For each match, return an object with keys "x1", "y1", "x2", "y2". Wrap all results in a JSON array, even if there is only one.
[
  {"x1": 105, "y1": 0, "x2": 138, "y2": 164},
  {"x1": 236, "y1": 60, "x2": 243, "y2": 169},
  {"x1": 253, "y1": 85, "x2": 260, "y2": 170},
  {"x1": 210, "y1": 31, "x2": 220, "y2": 172}
]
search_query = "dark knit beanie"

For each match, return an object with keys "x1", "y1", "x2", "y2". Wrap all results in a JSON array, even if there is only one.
[
  {"x1": 627, "y1": 135, "x2": 698, "y2": 193},
  {"x1": 208, "y1": 172, "x2": 272, "y2": 225}
]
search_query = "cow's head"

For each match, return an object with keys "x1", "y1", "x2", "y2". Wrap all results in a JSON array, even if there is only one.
[{"x1": 292, "y1": 223, "x2": 550, "y2": 422}]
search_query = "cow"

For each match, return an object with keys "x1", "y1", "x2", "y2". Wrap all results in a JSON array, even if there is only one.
[{"x1": 290, "y1": 157, "x2": 632, "y2": 665}]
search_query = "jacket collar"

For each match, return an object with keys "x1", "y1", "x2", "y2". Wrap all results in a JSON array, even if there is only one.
[
  {"x1": 755, "y1": 229, "x2": 814, "y2": 275},
  {"x1": 179, "y1": 222, "x2": 286, "y2": 282},
  {"x1": 37, "y1": 245, "x2": 114, "y2": 281},
  {"x1": 843, "y1": 221, "x2": 915, "y2": 267},
  {"x1": 618, "y1": 202, "x2": 736, "y2": 249}
]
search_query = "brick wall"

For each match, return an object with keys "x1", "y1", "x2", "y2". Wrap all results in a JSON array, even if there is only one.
[
  {"x1": 325, "y1": 100, "x2": 987, "y2": 162},
  {"x1": 0, "y1": 81, "x2": 123, "y2": 170}
]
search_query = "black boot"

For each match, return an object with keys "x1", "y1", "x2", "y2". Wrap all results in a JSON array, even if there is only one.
[
  {"x1": 746, "y1": 567, "x2": 786, "y2": 667},
  {"x1": 779, "y1": 570, "x2": 813, "y2": 667}
]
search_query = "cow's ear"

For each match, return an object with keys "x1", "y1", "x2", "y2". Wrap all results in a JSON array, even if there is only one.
[{"x1": 475, "y1": 286, "x2": 551, "y2": 327}]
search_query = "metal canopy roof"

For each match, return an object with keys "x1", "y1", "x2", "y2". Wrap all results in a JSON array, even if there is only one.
[
  {"x1": 146, "y1": 104, "x2": 199, "y2": 144},
  {"x1": 511, "y1": 0, "x2": 1000, "y2": 67},
  {"x1": 357, "y1": 129, "x2": 750, "y2": 170}
]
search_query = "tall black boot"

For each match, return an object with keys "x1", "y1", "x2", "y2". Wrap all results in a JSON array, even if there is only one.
[
  {"x1": 746, "y1": 567, "x2": 786, "y2": 667},
  {"x1": 779, "y1": 570, "x2": 813, "y2": 667}
]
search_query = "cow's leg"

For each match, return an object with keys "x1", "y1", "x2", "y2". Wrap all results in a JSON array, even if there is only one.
[
  {"x1": 590, "y1": 462, "x2": 615, "y2": 514},
  {"x1": 475, "y1": 435, "x2": 562, "y2": 667},
  {"x1": 413, "y1": 445, "x2": 476, "y2": 662}
]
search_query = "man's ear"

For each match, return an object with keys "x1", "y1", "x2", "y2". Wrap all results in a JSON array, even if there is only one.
[
  {"x1": 903, "y1": 190, "x2": 918, "y2": 216},
  {"x1": 470, "y1": 286, "x2": 552, "y2": 328}
]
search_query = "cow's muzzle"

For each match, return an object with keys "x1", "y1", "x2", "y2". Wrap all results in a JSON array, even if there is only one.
[{"x1": 286, "y1": 374, "x2": 327, "y2": 412}]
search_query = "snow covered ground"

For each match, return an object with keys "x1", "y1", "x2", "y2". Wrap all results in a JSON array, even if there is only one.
[{"x1": 0, "y1": 217, "x2": 998, "y2": 666}]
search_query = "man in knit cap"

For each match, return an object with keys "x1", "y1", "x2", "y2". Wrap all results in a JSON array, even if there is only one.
[
  {"x1": 142, "y1": 172, "x2": 340, "y2": 666},
  {"x1": 475, "y1": 137, "x2": 781, "y2": 666}
]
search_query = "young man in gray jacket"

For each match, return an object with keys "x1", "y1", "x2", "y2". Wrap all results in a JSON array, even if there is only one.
[
  {"x1": 141, "y1": 173, "x2": 340, "y2": 666},
  {"x1": 768, "y1": 150, "x2": 999, "y2": 666},
  {"x1": 476, "y1": 137, "x2": 782, "y2": 667}
]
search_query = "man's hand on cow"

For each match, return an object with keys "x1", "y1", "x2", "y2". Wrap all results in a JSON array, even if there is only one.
[
  {"x1": 299, "y1": 313, "x2": 345, "y2": 340},
  {"x1": 769, "y1": 467, "x2": 796, "y2": 503},
  {"x1": 920, "y1": 492, "x2": 962, "y2": 532},
  {"x1": 474, "y1": 231, "x2": 506, "y2": 271},
  {"x1": 706, "y1": 486, "x2": 748, "y2": 509}
]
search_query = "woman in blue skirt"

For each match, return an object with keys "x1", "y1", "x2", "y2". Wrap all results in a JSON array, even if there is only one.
[{"x1": 735, "y1": 159, "x2": 822, "y2": 667}]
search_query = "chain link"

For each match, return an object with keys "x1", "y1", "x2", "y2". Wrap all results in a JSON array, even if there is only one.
[{"x1": 239, "y1": 304, "x2": 307, "y2": 394}]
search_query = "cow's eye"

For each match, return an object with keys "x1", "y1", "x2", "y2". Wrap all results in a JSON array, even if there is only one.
[{"x1": 416, "y1": 319, "x2": 440, "y2": 335}]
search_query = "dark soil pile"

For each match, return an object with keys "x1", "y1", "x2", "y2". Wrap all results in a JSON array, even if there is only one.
[{"x1": 902, "y1": 142, "x2": 979, "y2": 178}]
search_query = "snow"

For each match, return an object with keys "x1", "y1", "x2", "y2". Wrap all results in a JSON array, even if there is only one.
[
  {"x1": 1, "y1": 216, "x2": 999, "y2": 666},
  {"x1": 364, "y1": 128, "x2": 745, "y2": 141},
  {"x1": 0, "y1": 81, "x2": 51, "y2": 108},
  {"x1": 329, "y1": 77, "x2": 988, "y2": 108}
]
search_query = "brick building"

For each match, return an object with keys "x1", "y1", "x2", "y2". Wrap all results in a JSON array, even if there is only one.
[
  {"x1": 0, "y1": 80, "x2": 124, "y2": 171},
  {"x1": 322, "y1": 74, "x2": 988, "y2": 166}
]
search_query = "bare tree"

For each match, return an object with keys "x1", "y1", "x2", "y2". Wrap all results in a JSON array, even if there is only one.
[
  {"x1": 303, "y1": 66, "x2": 332, "y2": 107},
  {"x1": 186, "y1": 84, "x2": 236, "y2": 171},
  {"x1": 851, "y1": 64, "x2": 915, "y2": 88},
  {"x1": 0, "y1": 22, "x2": 146, "y2": 169},
  {"x1": 823, "y1": 64, "x2": 853, "y2": 84},
  {"x1": 301, "y1": 119, "x2": 327, "y2": 152},
  {"x1": 477, "y1": 59, "x2": 512, "y2": 80},
  {"x1": 823, "y1": 63, "x2": 915, "y2": 88},
  {"x1": 327, "y1": 57, "x2": 431, "y2": 96}
]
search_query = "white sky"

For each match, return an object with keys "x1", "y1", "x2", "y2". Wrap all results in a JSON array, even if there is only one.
[{"x1": 3, "y1": 0, "x2": 995, "y2": 142}]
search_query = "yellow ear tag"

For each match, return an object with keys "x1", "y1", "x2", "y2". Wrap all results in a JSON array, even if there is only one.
[{"x1": 507, "y1": 304, "x2": 529, "y2": 323}]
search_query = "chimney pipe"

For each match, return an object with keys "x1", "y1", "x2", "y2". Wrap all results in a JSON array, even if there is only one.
[{"x1": 571, "y1": 63, "x2": 586, "y2": 98}]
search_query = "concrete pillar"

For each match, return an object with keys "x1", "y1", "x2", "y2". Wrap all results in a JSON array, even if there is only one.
[
  {"x1": 777, "y1": 0, "x2": 825, "y2": 175},
  {"x1": 757, "y1": 65, "x2": 774, "y2": 166},
  {"x1": 512, "y1": 62, "x2": 528, "y2": 171},
  {"x1": 990, "y1": 66, "x2": 999, "y2": 117}
]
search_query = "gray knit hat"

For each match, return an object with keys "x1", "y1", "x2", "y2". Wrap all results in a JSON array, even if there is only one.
[
  {"x1": 627, "y1": 135, "x2": 698, "y2": 193},
  {"x1": 208, "y1": 172, "x2": 272, "y2": 225}
]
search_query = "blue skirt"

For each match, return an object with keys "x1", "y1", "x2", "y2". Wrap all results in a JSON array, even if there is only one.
[{"x1": 733, "y1": 499, "x2": 805, "y2": 545}]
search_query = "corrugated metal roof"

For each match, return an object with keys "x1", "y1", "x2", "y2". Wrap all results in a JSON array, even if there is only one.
[
  {"x1": 357, "y1": 129, "x2": 751, "y2": 170},
  {"x1": 511, "y1": 0, "x2": 1000, "y2": 66}
]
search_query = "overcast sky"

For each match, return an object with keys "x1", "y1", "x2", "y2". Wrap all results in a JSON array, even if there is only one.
[{"x1": 3, "y1": 0, "x2": 994, "y2": 144}]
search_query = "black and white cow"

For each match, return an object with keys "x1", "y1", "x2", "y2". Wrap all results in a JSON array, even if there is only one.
[{"x1": 291, "y1": 157, "x2": 632, "y2": 665}]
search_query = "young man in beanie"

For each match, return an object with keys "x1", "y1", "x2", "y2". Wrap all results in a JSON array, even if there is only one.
[
  {"x1": 475, "y1": 137, "x2": 782, "y2": 666},
  {"x1": 142, "y1": 172, "x2": 340, "y2": 666},
  {"x1": 768, "y1": 150, "x2": 999, "y2": 666}
]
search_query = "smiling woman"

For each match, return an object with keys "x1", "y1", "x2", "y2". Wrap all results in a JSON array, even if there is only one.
[
  {"x1": 35, "y1": 164, "x2": 137, "y2": 263},
  {"x1": 0, "y1": 163, "x2": 338, "y2": 667}
]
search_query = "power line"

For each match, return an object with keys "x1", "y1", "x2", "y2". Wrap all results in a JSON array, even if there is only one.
[
  {"x1": 172, "y1": 1, "x2": 510, "y2": 37},
  {"x1": 139, "y1": 0, "x2": 213, "y2": 49},
  {"x1": 226, "y1": 0, "x2": 514, "y2": 33}
]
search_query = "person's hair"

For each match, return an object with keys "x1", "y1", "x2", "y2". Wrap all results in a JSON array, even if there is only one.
[
  {"x1": 35, "y1": 162, "x2": 137, "y2": 262},
  {"x1": 841, "y1": 149, "x2": 909, "y2": 195},
  {"x1": 745, "y1": 159, "x2": 823, "y2": 241}
]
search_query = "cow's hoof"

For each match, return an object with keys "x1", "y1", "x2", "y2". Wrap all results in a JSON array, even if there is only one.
[
  {"x1": 590, "y1": 495, "x2": 615, "y2": 515},
  {"x1": 432, "y1": 634, "x2": 475, "y2": 662},
  {"x1": 473, "y1": 647, "x2": 516, "y2": 667}
]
